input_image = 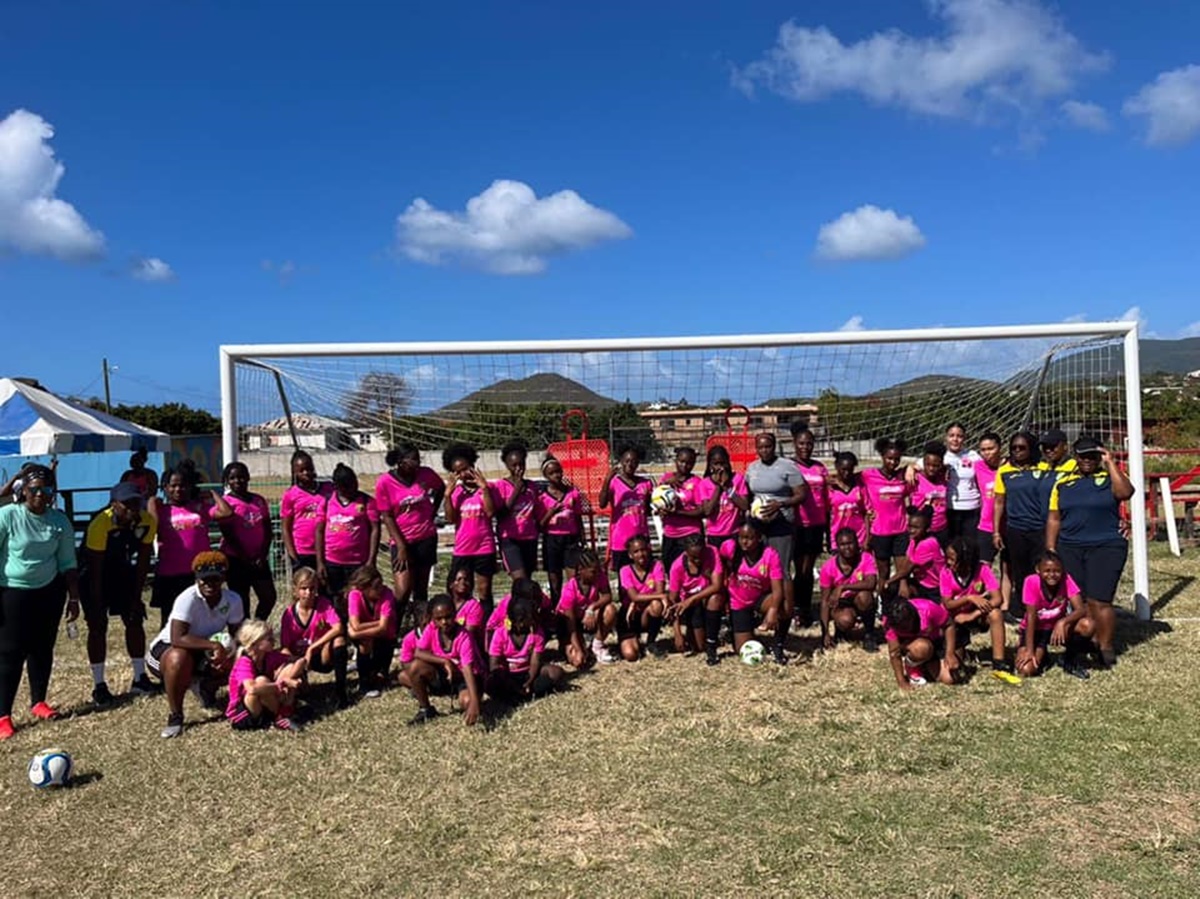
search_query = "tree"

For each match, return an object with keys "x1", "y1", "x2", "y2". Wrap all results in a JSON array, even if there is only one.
[
  {"x1": 82, "y1": 399, "x2": 220, "y2": 435},
  {"x1": 344, "y1": 371, "x2": 412, "y2": 427}
]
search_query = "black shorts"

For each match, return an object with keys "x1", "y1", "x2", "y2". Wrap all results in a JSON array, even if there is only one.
[
  {"x1": 499, "y1": 538, "x2": 538, "y2": 575},
  {"x1": 430, "y1": 667, "x2": 467, "y2": 697},
  {"x1": 731, "y1": 597, "x2": 768, "y2": 634},
  {"x1": 677, "y1": 600, "x2": 705, "y2": 631},
  {"x1": 226, "y1": 556, "x2": 275, "y2": 604},
  {"x1": 150, "y1": 572, "x2": 195, "y2": 612},
  {"x1": 542, "y1": 533, "x2": 582, "y2": 573},
  {"x1": 229, "y1": 700, "x2": 272, "y2": 731},
  {"x1": 147, "y1": 639, "x2": 210, "y2": 678},
  {"x1": 793, "y1": 524, "x2": 826, "y2": 557},
  {"x1": 706, "y1": 534, "x2": 734, "y2": 550},
  {"x1": 870, "y1": 532, "x2": 908, "y2": 561},
  {"x1": 450, "y1": 552, "x2": 497, "y2": 579},
  {"x1": 977, "y1": 531, "x2": 998, "y2": 564},
  {"x1": 609, "y1": 548, "x2": 634, "y2": 574},
  {"x1": 615, "y1": 603, "x2": 647, "y2": 640},
  {"x1": 1057, "y1": 542, "x2": 1128, "y2": 604},
  {"x1": 290, "y1": 553, "x2": 318, "y2": 572},
  {"x1": 948, "y1": 508, "x2": 981, "y2": 542},
  {"x1": 488, "y1": 668, "x2": 556, "y2": 701},
  {"x1": 1021, "y1": 627, "x2": 1053, "y2": 650},
  {"x1": 323, "y1": 562, "x2": 358, "y2": 599},
  {"x1": 392, "y1": 535, "x2": 438, "y2": 572},
  {"x1": 80, "y1": 568, "x2": 139, "y2": 621},
  {"x1": 660, "y1": 535, "x2": 697, "y2": 572}
]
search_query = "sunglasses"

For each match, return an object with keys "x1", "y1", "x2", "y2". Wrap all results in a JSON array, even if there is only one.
[{"x1": 27, "y1": 486, "x2": 56, "y2": 497}]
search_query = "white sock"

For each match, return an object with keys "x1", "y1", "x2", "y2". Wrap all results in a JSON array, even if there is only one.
[
  {"x1": 131, "y1": 658, "x2": 146, "y2": 679},
  {"x1": 90, "y1": 663, "x2": 106, "y2": 686}
]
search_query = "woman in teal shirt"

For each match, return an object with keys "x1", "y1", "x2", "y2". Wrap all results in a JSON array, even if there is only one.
[{"x1": 0, "y1": 465, "x2": 81, "y2": 740}]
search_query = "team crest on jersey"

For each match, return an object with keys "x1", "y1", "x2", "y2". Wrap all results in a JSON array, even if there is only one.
[{"x1": 1032, "y1": 471, "x2": 1043, "y2": 479}]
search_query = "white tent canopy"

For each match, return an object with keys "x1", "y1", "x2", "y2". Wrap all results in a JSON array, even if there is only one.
[{"x1": 0, "y1": 378, "x2": 169, "y2": 455}]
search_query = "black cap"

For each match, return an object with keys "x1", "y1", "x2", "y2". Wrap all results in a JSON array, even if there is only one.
[
  {"x1": 1039, "y1": 429, "x2": 1068, "y2": 447},
  {"x1": 1073, "y1": 436, "x2": 1104, "y2": 455},
  {"x1": 110, "y1": 482, "x2": 143, "y2": 505}
]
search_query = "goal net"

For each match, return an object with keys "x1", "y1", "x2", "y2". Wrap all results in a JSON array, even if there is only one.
[{"x1": 220, "y1": 323, "x2": 1149, "y2": 614}]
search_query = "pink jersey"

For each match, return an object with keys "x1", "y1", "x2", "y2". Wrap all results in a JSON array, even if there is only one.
[
  {"x1": 416, "y1": 625, "x2": 483, "y2": 677},
  {"x1": 828, "y1": 480, "x2": 869, "y2": 548},
  {"x1": 976, "y1": 462, "x2": 1000, "y2": 534},
  {"x1": 374, "y1": 467, "x2": 442, "y2": 543},
  {"x1": 319, "y1": 491, "x2": 379, "y2": 566},
  {"x1": 695, "y1": 473, "x2": 748, "y2": 537},
  {"x1": 492, "y1": 478, "x2": 541, "y2": 542},
  {"x1": 539, "y1": 486, "x2": 583, "y2": 536},
  {"x1": 448, "y1": 484, "x2": 497, "y2": 556},
  {"x1": 281, "y1": 483, "x2": 333, "y2": 556},
  {"x1": 487, "y1": 588, "x2": 553, "y2": 632},
  {"x1": 607, "y1": 476, "x2": 651, "y2": 551},
  {"x1": 861, "y1": 469, "x2": 911, "y2": 537},
  {"x1": 557, "y1": 572, "x2": 609, "y2": 615},
  {"x1": 278, "y1": 597, "x2": 340, "y2": 656},
  {"x1": 488, "y1": 627, "x2": 546, "y2": 674},
  {"x1": 347, "y1": 587, "x2": 398, "y2": 641},
  {"x1": 939, "y1": 564, "x2": 999, "y2": 603},
  {"x1": 794, "y1": 460, "x2": 829, "y2": 527},
  {"x1": 399, "y1": 627, "x2": 423, "y2": 664},
  {"x1": 219, "y1": 493, "x2": 271, "y2": 561},
  {"x1": 818, "y1": 552, "x2": 878, "y2": 602},
  {"x1": 156, "y1": 501, "x2": 213, "y2": 576},
  {"x1": 618, "y1": 561, "x2": 665, "y2": 607},
  {"x1": 226, "y1": 649, "x2": 291, "y2": 718},
  {"x1": 659, "y1": 474, "x2": 703, "y2": 539},
  {"x1": 718, "y1": 541, "x2": 782, "y2": 611},
  {"x1": 668, "y1": 546, "x2": 719, "y2": 600},
  {"x1": 912, "y1": 473, "x2": 949, "y2": 534},
  {"x1": 455, "y1": 597, "x2": 485, "y2": 629},
  {"x1": 1021, "y1": 573, "x2": 1081, "y2": 631},
  {"x1": 883, "y1": 597, "x2": 949, "y2": 643},
  {"x1": 907, "y1": 536, "x2": 945, "y2": 591}
]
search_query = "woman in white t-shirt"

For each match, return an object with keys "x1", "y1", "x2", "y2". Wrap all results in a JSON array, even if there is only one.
[{"x1": 943, "y1": 423, "x2": 985, "y2": 542}]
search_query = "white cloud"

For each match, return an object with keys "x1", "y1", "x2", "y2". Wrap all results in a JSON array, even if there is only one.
[
  {"x1": 733, "y1": 0, "x2": 1107, "y2": 123},
  {"x1": 261, "y1": 258, "x2": 300, "y2": 284},
  {"x1": 838, "y1": 315, "x2": 866, "y2": 332},
  {"x1": 1061, "y1": 99, "x2": 1110, "y2": 132},
  {"x1": 815, "y1": 205, "x2": 927, "y2": 262},
  {"x1": 131, "y1": 257, "x2": 175, "y2": 282},
  {"x1": 0, "y1": 109, "x2": 105, "y2": 261},
  {"x1": 1123, "y1": 65, "x2": 1200, "y2": 147},
  {"x1": 395, "y1": 179, "x2": 632, "y2": 275},
  {"x1": 1119, "y1": 305, "x2": 1148, "y2": 332},
  {"x1": 1180, "y1": 321, "x2": 1200, "y2": 339}
]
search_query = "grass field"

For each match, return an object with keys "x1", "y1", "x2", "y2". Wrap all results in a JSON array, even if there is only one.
[{"x1": 2, "y1": 545, "x2": 1199, "y2": 897}]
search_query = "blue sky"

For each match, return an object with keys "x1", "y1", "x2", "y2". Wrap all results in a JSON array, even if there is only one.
[{"x1": 2, "y1": 0, "x2": 1198, "y2": 413}]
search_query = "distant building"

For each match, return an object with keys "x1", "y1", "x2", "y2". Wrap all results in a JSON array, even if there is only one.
[
  {"x1": 639, "y1": 404, "x2": 819, "y2": 449},
  {"x1": 241, "y1": 414, "x2": 384, "y2": 451}
]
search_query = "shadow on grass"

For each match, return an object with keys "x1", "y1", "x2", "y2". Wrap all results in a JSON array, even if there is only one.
[{"x1": 1150, "y1": 572, "x2": 1196, "y2": 614}]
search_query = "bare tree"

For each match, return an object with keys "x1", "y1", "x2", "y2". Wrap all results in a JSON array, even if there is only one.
[{"x1": 344, "y1": 371, "x2": 412, "y2": 430}]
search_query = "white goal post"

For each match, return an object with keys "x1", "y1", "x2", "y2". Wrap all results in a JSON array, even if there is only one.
[{"x1": 220, "y1": 321, "x2": 1150, "y2": 619}]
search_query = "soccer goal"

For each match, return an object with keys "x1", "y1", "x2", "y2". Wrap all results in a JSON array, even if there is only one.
[{"x1": 220, "y1": 321, "x2": 1150, "y2": 618}]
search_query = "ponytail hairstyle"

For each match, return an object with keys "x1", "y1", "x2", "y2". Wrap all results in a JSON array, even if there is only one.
[
  {"x1": 331, "y1": 463, "x2": 358, "y2": 496},
  {"x1": 289, "y1": 449, "x2": 315, "y2": 486},
  {"x1": 291, "y1": 565, "x2": 319, "y2": 593},
  {"x1": 947, "y1": 536, "x2": 978, "y2": 578},
  {"x1": 727, "y1": 521, "x2": 764, "y2": 575},
  {"x1": 163, "y1": 457, "x2": 202, "y2": 502},
  {"x1": 348, "y1": 564, "x2": 383, "y2": 593},
  {"x1": 386, "y1": 441, "x2": 419, "y2": 470},
  {"x1": 682, "y1": 532, "x2": 707, "y2": 574}
]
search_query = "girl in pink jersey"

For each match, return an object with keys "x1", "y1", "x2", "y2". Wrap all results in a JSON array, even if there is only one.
[
  {"x1": 556, "y1": 549, "x2": 616, "y2": 667},
  {"x1": 861, "y1": 437, "x2": 912, "y2": 583},
  {"x1": 227, "y1": 619, "x2": 305, "y2": 731},
  {"x1": 827, "y1": 451, "x2": 868, "y2": 552},
  {"x1": 408, "y1": 594, "x2": 483, "y2": 726},
  {"x1": 616, "y1": 535, "x2": 668, "y2": 661},
  {"x1": 1015, "y1": 552, "x2": 1094, "y2": 679},
  {"x1": 598, "y1": 445, "x2": 652, "y2": 573},
  {"x1": 447, "y1": 560, "x2": 485, "y2": 651},
  {"x1": 375, "y1": 443, "x2": 445, "y2": 608},
  {"x1": 487, "y1": 578, "x2": 553, "y2": 650},
  {"x1": 315, "y1": 463, "x2": 380, "y2": 605},
  {"x1": 791, "y1": 425, "x2": 829, "y2": 627},
  {"x1": 538, "y1": 456, "x2": 584, "y2": 606},
  {"x1": 148, "y1": 459, "x2": 233, "y2": 627},
  {"x1": 818, "y1": 528, "x2": 879, "y2": 652},
  {"x1": 882, "y1": 595, "x2": 960, "y2": 690},
  {"x1": 280, "y1": 450, "x2": 333, "y2": 572},
  {"x1": 939, "y1": 537, "x2": 1008, "y2": 676},
  {"x1": 657, "y1": 446, "x2": 705, "y2": 571},
  {"x1": 488, "y1": 595, "x2": 564, "y2": 703},
  {"x1": 345, "y1": 565, "x2": 398, "y2": 699},
  {"x1": 443, "y1": 442, "x2": 498, "y2": 608},
  {"x1": 396, "y1": 600, "x2": 430, "y2": 692},
  {"x1": 494, "y1": 439, "x2": 541, "y2": 582},
  {"x1": 910, "y1": 441, "x2": 950, "y2": 546},
  {"x1": 697, "y1": 444, "x2": 749, "y2": 548},
  {"x1": 279, "y1": 567, "x2": 349, "y2": 708},
  {"x1": 884, "y1": 507, "x2": 944, "y2": 601},
  {"x1": 218, "y1": 461, "x2": 277, "y2": 620},
  {"x1": 666, "y1": 534, "x2": 724, "y2": 661},
  {"x1": 718, "y1": 524, "x2": 784, "y2": 665}
]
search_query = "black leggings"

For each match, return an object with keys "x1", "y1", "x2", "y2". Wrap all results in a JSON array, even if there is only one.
[
  {"x1": 1005, "y1": 526, "x2": 1045, "y2": 616},
  {"x1": 0, "y1": 577, "x2": 67, "y2": 717},
  {"x1": 355, "y1": 637, "x2": 397, "y2": 690}
]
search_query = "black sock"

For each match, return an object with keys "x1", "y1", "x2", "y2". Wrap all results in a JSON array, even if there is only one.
[
  {"x1": 333, "y1": 645, "x2": 349, "y2": 699},
  {"x1": 704, "y1": 609, "x2": 722, "y2": 652},
  {"x1": 861, "y1": 605, "x2": 876, "y2": 636},
  {"x1": 774, "y1": 616, "x2": 791, "y2": 650},
  {"x1": 647, "y1": 616, "x2": 662, "y2": 644},
  {"x1": 1064, "y1": 635, "x2": 1091, "y2": 662}
]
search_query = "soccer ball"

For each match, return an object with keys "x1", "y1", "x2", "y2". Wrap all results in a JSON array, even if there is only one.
[
  {"x1": 650, "y1": 484, "x2": 678, "y2": 513},
  {"x1": 749, "y1": 496, "x2": 770, "y2": 520},
  {"x1": 28, "y1": 748, "x2": 73, "y2": 789},
  {"x1": 210, "y1": 631, "x2": 234, "y2": 653},
  {"x1": 739, "y1": 640, "x2": 765, "y2": 666}
]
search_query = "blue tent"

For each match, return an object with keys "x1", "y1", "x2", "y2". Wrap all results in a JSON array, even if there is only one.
[{"x1": 0, "y1": 378, "x2": 169, "y2": 456}]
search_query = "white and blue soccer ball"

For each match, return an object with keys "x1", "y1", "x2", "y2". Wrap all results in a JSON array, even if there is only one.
[
  {"x1": 28, "y1": 748, "x2": 73, "y2": 789},
  {"x1": 739, "y1": 640, "x2": 766, "y2": 666},
  {"x1": 650, "y1": 484, "x2": 678, "y2": 513}
]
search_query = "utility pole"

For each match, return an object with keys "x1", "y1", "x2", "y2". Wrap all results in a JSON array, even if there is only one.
[{"x1": 102, "y1": 358, "x2": 113, "y2": 414}]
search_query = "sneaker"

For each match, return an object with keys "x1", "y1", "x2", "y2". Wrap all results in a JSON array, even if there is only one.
[
  {"x1": 360, "y1": 689, "x2": 382, "y2": 700},
  {"x1": 92, "y1": 683, "x2": 116, "y2": 708},
  {"x1": 336, "y1": 693, "x2": 353, "y2": 710},
  {"x1": 903, "y1": 664, "x2": 928, "y2": 686},
  {"x1": 772, "y1": 646, "x2": 789, "y2": 666},
  {"x1": 189, "y1": 681, "x2": 221, "y2": 710},
  {"x1": 705, "y1": 649, "x2": 720, "y2": 666},
  {"x1": 0, "y1": 716, "x2": 14, "y2": 741},
  {"x1": 129, "y1": 675, "x2": 158, "y2": 696},
  {"x1": 407, "y1": 706, "x2": 439, "y2": 727},
  {"x1": 30, "y1": 701, "x2": 58, "y2": 720},
  {"x1": 862, "y1": 631, "x2": 880, "y2": 654},
  {"x1": 593, "y1": 642, "x2": 617, "y2": 664},
  {"x1": 647, "y1": 642, "x2": 667, "y2": 660},
  {"x1": 1061, "y1": 658, "x2": 1091, "y2": 680},
  {"x1": 160, "y1": 712, "x2": 184, "y2": 739},
  {"x1": 991, "y1": 669, "x2": 1023, "y2": 686},
  {"x1": 274, "y1": 716, "x2": 298, "y2": 732}
]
